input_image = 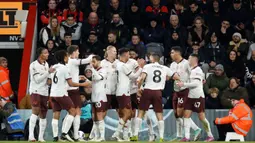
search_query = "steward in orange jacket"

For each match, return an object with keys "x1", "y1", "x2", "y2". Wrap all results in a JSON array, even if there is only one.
[
  {"x1": 0, "y1": 57, "x2": 13, "y2": 101},
  {"x1": 215, "y1": 98, "x2": 253, "y2": 141}
]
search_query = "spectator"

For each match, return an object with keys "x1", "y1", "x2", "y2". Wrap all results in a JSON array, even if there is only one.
[
  {"x1": 164, "y1": 15, "x2": 187, "y2": 55},
  {"x1": 246, "y1": 73, "x2": 255, "y2": 108},
  {"x1": 0, "y1": 57, "x2": 13, "y2": 102},
  {"x1": 45, "y1": 39, "x2": 58, "y2": 66},
  {"x1": 246, "y1": 50, "x2": 255, "y2": 82},
  {"x1": 145, "y1": 0, "x2": 169, "y2": 27},
  {"x1": 247, "y1": 43, "x2": 255, "y2": 60},
  {"x1": 81, "y1": 12, "x2": 104, "y2": 43},
  {"x1": 221, "y1": 77, "x2": 249, "y2": 109},
  {"x1": 85, "y1": 0, "x2": 104, "y2": 22},
  {"x1": 218, "y1": 19, "x2": 235, "y2": 48},
  {"x1": 181, "y1": 1, "x2": 204, "y2": 28},
  {"x1": 202, "y1": 32, "x2": 225, "y2": 73},
  {"x1": 185, "y1": 41, "x2": 206, "y2": 65},
  {"x1": 126, "y1": 34, "x2": 146, "y2": 59},
  {"x1": 62, "y1": 0, "x2": 84, "y2": 23},
  {"x1": 187, "y1": 16, "x2": 209, "y2": 48},
  {"x1": 39, "y1": 16, "x2": 61, "y2": 47},
  {"x1": 215, "y1": 98, "x2": 252, "y2": 141},
  {"x1": 203, "y1": 64, "x2": 229, "y2": 96},
  {"x1": 106, "y1": 32, "x2": 122, "y2": 50},
  {"x1": 143, "y1": 18, "x2": 164, "y2": 44},
  {"x1": 81, "y1": 31, "x2": 104, "y2": 58},
  {"x1": 227, "y1": 0, "x2": 250, "y2": 36},
  {"x1": 79, "y1": 93, "x2": 93, "y2": 137},
  {"x1": 84, "y1": 66, "x2": 92, "y2": 81},
  {"x1": 228, "y1": 32, "x2": 249, "y2": 62},
  {"x1": 40, "y1": 0, "x2": 62, "y2": 26},
  {"x1": 105, "y1": 0, "x2": 125, "y2": 22},
  {"x1": 245, "y1": 17, "x2": 255, "y2": 42},
  {"x1": 206, "y1": 87, "x2": 221, "y2": 109},
  {"x1": 105, "y1": 12, "x2": 129, "y2": 46},
  {"x1": 206, "y1": 0, "x2": 224, "y2": 32},
  {"x1": 59, "y1": 32, "x2": 72, "y2": 50},
  {"x1": 60, "y1": 14, "x2": 82, "y2": 45},
  {"x1": 169, "y1": 0, "x2": 185, "y2": 16},
  {"x1": 125, "y1": 0, "x2": 143, "y2": 30},
  {"x1": 224, "y1": 50, "x2": 246, "y2": 85}
]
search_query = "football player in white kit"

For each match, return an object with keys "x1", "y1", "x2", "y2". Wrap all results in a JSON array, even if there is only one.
[
  {"x1": 49, "y1": 50, "x2": 91, "y2": 142},
  {"x1": 65, "y1": 45, "x2": 93, "y2": 142},
  {"x1": 176, "y1": 54, "x2": 214, "y2": 142},
  {"x1": 170, "y1": 47, "x2": 201, "y2": 141},
  {"x1": 28, "y1": 47, "x2": 55, "y2": 142},
  {"x1": 129, "y1": 49, "x2": 156, "y2": 141},
  {"x1": 131, "y1": 53, "x2": 179, "y2": 142},
  {"x1": 89, "y1": 55, "x2": 107, "y2": 142},
  {"x1": 90, "y1": 46, "x2": 118, "y2": 140},
  {"x1": 113, "y1": 48, "x2": 144, "y2": 141}
]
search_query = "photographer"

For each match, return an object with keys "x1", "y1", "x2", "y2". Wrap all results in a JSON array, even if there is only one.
[{"x1": 0, "y1": 97, "x2": 24, "y2": 140}]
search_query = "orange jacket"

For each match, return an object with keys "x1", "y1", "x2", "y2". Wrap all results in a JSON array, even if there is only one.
[
  {"x1": 215, "y1": 99, "x2": 253, "y2": 136},
  {"x1": 0, "y1": 66, "x2": 13, "y2": 100}
]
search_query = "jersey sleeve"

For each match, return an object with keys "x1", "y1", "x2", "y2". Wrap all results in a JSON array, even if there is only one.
[
  {"x1": 165, "y1": 67, "x2": 174, "y2": 77},
  {"x1": 64, "y1": 68, "x2": 72, "y2": 80},
  {"x1": 30, "y1": 63, "x2": 49, "y2": 83},
  {"x1": 142, "y1": 65, "x2": 148, "y2": 74},
  {"x1": 122, "y1": 64, "x2": 132, "y2": 75},
  {"x1": 190, "y1": 69, "x2": 203, "y2": 81},
  {"x1": 91, "y1": 68, "x2": 104, "y2": 81}
]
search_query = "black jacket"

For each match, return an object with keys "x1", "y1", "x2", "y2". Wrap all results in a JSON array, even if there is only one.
[
  {"x1": 206, "y1": 96, "x2": 221, "y2": 109},
  {"x1": 204, "y1": 42, "x2": 225, "y2": 64},
  {"x1": 246, "y1": 82, "x2": 255, "y2": 108},
  {"x1": 81, "y1": 21, "x2": 104, "y2": 43},
  {"x1": 81, "y1": 40, "x2": 104, "y2": 58},
  {"x1": 224, "y1": 59, "x2": 246, "y2": 84}
]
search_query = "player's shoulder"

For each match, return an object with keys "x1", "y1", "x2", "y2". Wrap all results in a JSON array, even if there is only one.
[{"x1": 128, "y1": 58, "x2": 137, "y2": 64}]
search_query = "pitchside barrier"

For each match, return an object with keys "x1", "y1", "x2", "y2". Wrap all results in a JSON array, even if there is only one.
[{"x1": 17, "y1": 109, "x2": 255, "y2": 141}]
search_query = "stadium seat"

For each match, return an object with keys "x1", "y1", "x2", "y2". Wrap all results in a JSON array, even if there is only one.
[{"x1": 225, "y1": 132, "x2": 244, "y2": 142}]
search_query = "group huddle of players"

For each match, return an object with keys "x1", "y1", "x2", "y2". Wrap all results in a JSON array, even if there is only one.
[{"x1": 27, "y1": 45, "x2": 215, "y2": 142}]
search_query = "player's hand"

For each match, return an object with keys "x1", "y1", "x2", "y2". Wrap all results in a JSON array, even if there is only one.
[
  {"x1": 137, "y1": 89, "x2": 143, "y2": 97},
  {"x1": 176, "y1": 81, "x2": 184, "y2": 87},
  {"x1": 48, "y1": 66, "x2": 55, "y2": 73},
  {"x1": 79, "y1": 75, "x2": 86, "y2": 80},
  {"x1": 172, "y1": 73, "x2": 180, "y2": 80}
]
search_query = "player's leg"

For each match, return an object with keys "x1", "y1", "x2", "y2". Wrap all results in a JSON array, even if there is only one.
[
  {"x1": 59, "y1": 96, "x2": 76, "y2": 142},
  {"x1": 130, "y1": 93, "x2": 138, "y2": 137},
  {"x1": 182, "y1": 109, "x2": 192, "y2": 141},
  {"x1": 29, "y1": 94, "x2": 40, "y2": 141},
  {"x1": 197, "y1": 98, "x2": 214, "y2": 142},
  {"x1": 94, "y1": 101, "x2": 107, "y2": 141},
  {"x1": 38, "y1": 95, "x2": 49, "y2": 142},
  {"x1": 131, "y1": 109, "x2": 146, "y2": 141},
  {"x1": 153, "y1": 91, "x2": 164, "y2": 142},
  {"x1": 89, "y1": 105, "x2": 98, "y2": 141},
  {"x1": 52, "y1": 111, "x2": 61, "y2": 142},
  {"x1": 172, "y1": 92, "x2": 184, "y2": 140},
  {"x1": 121, "y1": 107, "x2": 132, "y2": 141},
  {"x1": 144, "y1": 112, "x2": 156, "y2": 141}
]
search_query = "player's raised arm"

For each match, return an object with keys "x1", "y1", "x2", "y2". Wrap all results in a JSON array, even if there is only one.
[{"x1": 67, "y1": 45, "x2": 94, "y2": 65}]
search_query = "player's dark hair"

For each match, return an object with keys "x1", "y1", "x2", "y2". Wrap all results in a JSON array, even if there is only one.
[
  {"x1": 92, "y1": 55, "x2": 101, "y2": 61},
  {"x1": 64, "y1": 32, "x2": 72, "y2": 37},
  {"x1": 36, "y1": 47, "x2": 47, "y2": 58},
  {"x1": 55, "y1": 50, "x2": 68, "y2": 65},
  {"x1": 151, "y1": 53, "x2": 160, "y2": 62},
  {"x1": 171, "y1": 46, "x2": 182, "y2": 54},
  {"x1": 118, "y1": 48, "x2": 129, "y2": 56},
  {"x1": 67, "y1": 45, "x2": 79, "y2": 55},
  {"x1": 190, "y1": 53, "x2": 199, "y2": 60}
]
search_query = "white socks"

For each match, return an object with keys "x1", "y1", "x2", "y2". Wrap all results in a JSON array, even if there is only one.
[
  {"x1": 38, "y1": 118, "x2": 47, "y2": 141},
  {"x1": 184, "y1": 118, "x2": 191, "y2": 139},
  {"x1": 134, "y1": 118, "x2": 142, "y2": 136},
  {"x1": 62, "y1": 114, "x2": 75, "y2": 134},
  {"x1": 145, "y1": 115, "x2": 154, "y2": 135},
  {"x1": 123, "y1": 120, "x2": 130, "y2": 140},
  {"x1": 52, "y1": 119, "x2": 59, "y2": 138},
  {"x1": 190, "y1": 118, "x2": 199, "y2": 131},
  {"x1": 89, "y1": 121, "x2": 96, "y2": 139},
  {"x1": 29, "y1": 114, "x2": 38, "y2": 140},
  {"x1": 73, "y1": 115, "x2": 80, "y2": 139},
  {"x1": 96, "y1": 120, "x2": 105, "y2": 139},
  {"x1": 176, "y1": 118, "x2": 183, "y2": 137},
  {"x1": 116, "y1": 118, "x2": 125, "y2": 136},
  {"x1": 201, "y1": 118, "x2": 213, "y2": 137},
  {"x1": 158, "y1": 120, "x2": 164, "y2": 139}
]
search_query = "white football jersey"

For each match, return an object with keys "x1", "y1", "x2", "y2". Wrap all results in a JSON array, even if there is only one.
[
  {"x1": 67, "y1": 56, "x2": 93, "y2": 90},
  {"x1": 143, "y1": 62, "x2": 174, "y2": 90},
  {"x1": 184, "y1": 66, "x2": 205, "y2": 98},
  {"x1": 170, "y1": 59, "x2": 190, "y2": 92},
  {"x1": 50, "y1": 64, "x2": 71, "y2": 97},
  {"x1": 91, "y1": 67, "x2": 107, "y2": 102},
  {"x1": 101, "y1": 59, "x2": 118, "y2": 95},
  {"x1": 29, "y1": 60, "x2": 49, "y2": 96},
  {"x1": 116, "y1": 61, "x2": 132, "y2": 96},
  {"x1": 127, "y1": 59, "x2": 139, "y2": 94}
]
